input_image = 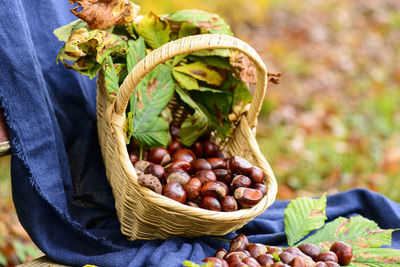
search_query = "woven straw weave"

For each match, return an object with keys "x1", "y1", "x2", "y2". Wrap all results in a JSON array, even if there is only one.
[{"x1": 96, "y1": 34, "x2": 278, "y2": 240}]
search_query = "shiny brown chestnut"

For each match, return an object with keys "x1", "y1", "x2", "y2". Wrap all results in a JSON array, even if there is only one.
[
  {"x1": 216, "y1": 181, "x2": 230, "y2": 196},
  {"x1": 166, "y1": 170, "x2": 190, "y2": 185},
  {"x1": 207, "y1": 158, "x2": 226, "y2": 169},
  {"x1": 224, "y1": 251, "x2": 249, "y2": 265},
  {"x1": 167, "y1": 140, "x2": 184, "y2": 155},
  {"x1": 196, "y1": 170, "x2": 217, "y2": 184},
  {"x1": 214, "y1": 248, "x2": 227, "y2": 259},
  {"x1": 234, "y1": 187, "x2": 263, "y2": 208},
  {"x1": 171, "y1": 148, "x2": 196, "y2": 164},
  {"x1": 200, "y1": 196, "x2": 221, "y2": 211},
  {"x1": 256, "y1": 254, "x2": 275, "y2": 266},
  {"x1": 230, "y1": 175, "x2": 252, "y2": 192},
  {"x1": 229, "y1": 234, "x2": 249, "y2": 252},
  {"x1": 330, "y1": 241, "x2": 353, "y2": 265},
  {"x1": 203, "y1": 140, "x2": 219, "y2": 157},
  {"x1": 214, "y1": 169, "x2": 233, "y2": 185},
  {"x1": 167, "y1": 160, "x2": 191, "y2": 174},
  {"x1": 144, "y1": 164, "x2": 166, "y2": 182},
  {"x1": 192, "y1": 159, "x2": 212, "y2": 172},
  {"x1": 201, "y1": 182, "x2": 227, "y2": 199},
  {"x1": 248, "y1": 243, "x2": 268, "y2": 258},
  {"x1": 230, "y1": 156, "x2": 253, "y2": 175},
  {"x1": 129, "y1": 153, "x2": 139, "y2": 165},
  {"x1": 272, "y1": 263, "x2": 291, "y2": 267},
  {"x1": 312, "y1": 262, "x2": 328, "y2": 267},
  {"x1": 279, "y1": 251, "x2": 295, "y2": 265},
  {"x1": 284, "y1": 247, "x2": 308, "y2": 258},
  {"x1": 315, "y1": 251, "x2": 338, "y2": 263},
  {"x1": 162, "y1": 182, "x2": 186, "y2": 204},
  {"x1": 291, "y1": 257, "x2": 307, "y2": 267},
  {"x1": 232, "y1": 262, "x2": 249, "y2": 267},
  {"x1": 182, "y1": 178, "x2": 202, "y2": 200},
  {"x1": 298, "y1": 243, "x2": 320, "y2": 260},
  {"x1": 325, "y1": 261, "x2": 340, "y2": 267},
  {"x1": 220, "y1": 196, "x2": 238, "y2": 212},
  {"x1": 191, "y1": 141, "x2": 204, "y2": 158},
  {"x1": 242, "y1": 257, "x2": 261, "y2": 267},
  {"x1": 267, "y1": 246, "x2": 283, "y2": 255},
  {"x1": 148, "y1": 147, "x2": 170, "y2": 165},
  {"x1": 252, "y1": 183, "x2": 266, "y2": 197},
  {"x1": 202, "y1": 257, "x2": 228, "y2": 267},
  {"x1": 249, "y1": 166, "x2": 265, "y2": 184}
]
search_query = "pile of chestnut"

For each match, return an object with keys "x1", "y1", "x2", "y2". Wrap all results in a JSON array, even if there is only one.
[
  {"x1": 201, "y1": 234, "x2": 353, "y2": 267},
  {"x1": 128, "y1": 137, "x2": 267, "y2": 211}
]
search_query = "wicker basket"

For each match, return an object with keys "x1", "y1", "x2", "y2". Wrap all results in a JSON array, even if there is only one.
[{"x1": 96, "y1": 34, "x2": 278, "y2": 240}]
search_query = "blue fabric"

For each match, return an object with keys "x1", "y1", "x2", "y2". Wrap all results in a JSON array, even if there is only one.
[{"x1": 0, "y1": 1, "x2": 399, "y2": 266}]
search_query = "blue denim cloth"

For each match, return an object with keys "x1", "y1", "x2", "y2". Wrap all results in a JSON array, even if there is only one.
[{"x1": 0, "y1": 1, "x2": 399, "y2": 266}]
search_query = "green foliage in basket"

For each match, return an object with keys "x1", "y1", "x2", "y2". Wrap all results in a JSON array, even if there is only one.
[{"x1": 54, "y1": 2, "x2": 253, "y2": 149}]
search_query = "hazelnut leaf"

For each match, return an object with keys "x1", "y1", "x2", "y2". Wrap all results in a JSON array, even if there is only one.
[
  {"x1": 284, "y1": 193, "x2": 327, "y2": 247},
  {"x1": 70, "y1": 0, "x2": 140, "y2": 30}
]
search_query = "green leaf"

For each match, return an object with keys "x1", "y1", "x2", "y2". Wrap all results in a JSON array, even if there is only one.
[
  {"x1": 135, "y1": 12, "x2": 171, "y2": 49},
  {"x1": 128, "y1": 64, "x2": 175, "y2": 147},
  {"x1": 172, "y1": 71, "x2": 199, "y2": 90},
  {"x1": 349, "y1": 248, "x2": 400, "y2": 266},
  {"x1": 53, "y1": 19, "x2": 88, "y2": 42},
  {"x1": 104, "y1": 56, "x2": 120, "y2": 97},
  {"x1": 221, "y1": 74, "x2": 252, "y2": 107},
  {"x1": 175, "y1": 87, "x2": 209, "y2": 146},
  {"x1": 179, "y1": 22, "x2": 200, "y2": 38},
  {"x1": 284, "y1": 193, "x2": 327, "y2": 246},
  {"x1": 127, "y1": 38, "x2": 147, "y2": 73},
  {"x1": 299, "y1": 215, "x2": 397, "y2": 250},
  {"x1": 0, "y1": 253, "x2": 6, "y2": 266},
  {"x1": 113, "y1": 63, "x2": 128, "y2": 84},
  {"x1": 166, "y1": 9, "x2": 233, "y2": 35},
  {"x1": 173, "y1": 61, "x2": 225, "y2": 86},
  {"x1": 189, "y1": 56, "x2": 234, "y2": 70}
]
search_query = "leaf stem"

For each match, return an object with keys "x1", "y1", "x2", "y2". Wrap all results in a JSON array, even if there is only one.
[{"x1": 139, "y1": 143, "x2": 143, "y2": 161}]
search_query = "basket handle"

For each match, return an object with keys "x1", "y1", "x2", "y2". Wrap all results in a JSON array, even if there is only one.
[{"x1": 113, "y1": 34, "x2": 268, "y2": 129}]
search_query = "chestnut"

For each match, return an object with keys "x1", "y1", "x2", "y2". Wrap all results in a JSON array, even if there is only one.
[
  {"x1": 166, "y1": 170, "x2": 190, "y2": 185},
  {"x1": 203, "y1": 140, "x2": 219, "y2": 157},
  {"x1": 147, "y1": 147, "x2": 170, "y2": 165},
  {"x1": 312, "y1": 262, "x2": 328, "y2": 267},
  {"x1": 284, "y1": 247, "x2": 307, "y2": 257},
  {"x1": 298, "y1": 243, "x2": 320, "y2": 260},
  {"x1": 279, "y1": 251, "x2": 295, "y2": 264},
  {"x1": 256, "y1": 254, "x2": 275, "y2": 266},
  {"x1": 214, "y1": 169, "x2": 233, "y2": 185},
  {"x1": 191, "y1": 141, "x2": 203, "y2": 158},
  {"x1": 234, "y1": 187, "x2": 263, "y2": 208},
  {"x1": 229, "y1": 234, "x2": 249, "y2": 252},
  {"x1": 162, "y1": 182, "x2": 186, "y2": 204},
  {"x1": 202, "y1": 257, "x2": 228, "y2": 267},
  {"x1": 249, "y1": 166, "x2": 265, "y2": 184},
  {"x1": 167, "y1": 160, "x2": 191, "y2": 174},
  {"x1": 201, "y1": 182, "x2": 227, "y2": 199},
  {"x1": 325, "y1": 262, "x2": 340, "y2": 267},
  {"x1": 248, "y1": 243, "x2": 267, "y2": 258},
  {"x1": 291, "y1": 257, "x2": 307, "y2": 267},
  {"x1": 144, "y1": 164, "x2": 166, "y2": 182},
  {"x1": 129, "y1": 153, "x2": 139, "y2": 165},
  {"x1": 330, "y1": 241, "x2": 353, "y2": 265},
  {"x1": 207, "y1": 158, "x2": 226, "y2": 169},
  {"x1": 232, "y1": 262, "x2": 249, "y2": 267},
  {"x1": 224, "y1": 251, "x2": 249, "y2": 265},
  {"x1": 315, "y1": 251, "x2": 338, "y2": 263},
  {"x1": 267, "y1": 246, "x2": 283, "y2": 255},
  {"x1": 167, "y1": 140, "x2": 184, "y2": 155},
  {"x1": 242, "y1": 257, "x2": 261, "y2": 267},
  {"x1": 230, "y1": 156, "x2": 252, "y2": 175},
  {"x1": 200, "y1": 196, "x2": 221, "y2": 211},
  {"x1": 272, "y1": 263, "x2": 290, "y2": 267},
  {"x1": 185, "y1": 201, "x2": 200, "y2": 208},
  {"x1": 216, "y1": 181, "x2": 230, "y2": 196},
  {"x1": 196, "y1": 170, "x2": 217, "y2": 184},
  {"x1": 171, "y1": 148, "x2": 196, "y2": 164},
  {"x1": 192, "y1": 158, "x2": 212, "y2": 172},
  {"x1": 252, "y1": 183, "x2": 266, "y2": 197},
  {"x1": 137, "y1": 174, "x2": 162, "y2": 194},
  {"x1": 183, "y1": 178, "x2": 202, "y2": 200},
  {"x1": 230, "y1": 175, "x2": 252, "y2": 192},
  {"x1": 221, "y1": 196, "x2": 238, "y2": 212},
  {"x1": 214, "y1": 248, "x2": 228, "y2": 259},
  {"x1": 134, "y1": 160, "x2": 151, "y2": 174}
]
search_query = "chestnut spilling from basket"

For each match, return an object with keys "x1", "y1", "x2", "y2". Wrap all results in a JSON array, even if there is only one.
[
  {"x1": 128, "y1": 135, "x2": 267, "y2": 212},
  {"x1": 201, "y1": 234, "x2": 353, "y2": 267}
]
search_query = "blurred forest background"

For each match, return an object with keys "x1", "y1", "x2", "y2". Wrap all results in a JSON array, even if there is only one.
[{"x1": 1, "y1": 0, "x2": 400, "y2": 265}]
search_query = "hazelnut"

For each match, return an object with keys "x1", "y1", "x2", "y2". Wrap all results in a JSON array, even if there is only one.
[
  {"x1": 166, "y1": 170, "x2": 190, "y2": 185},
  {"x1": 203, "y1": 140, "x2": 219, "y2": 157},
  {"x1": 202, "y1": 257, "x2": 228, "y2": 267},
  {"x1": 196, "y1": 170, "x2": 217, "y2": 184},
  {"x1": 201, "y1": 182, "x2": 227, "y2": 199},
  {"x1": 229, "y1": 234, "x2": 249, "y2": 252},
  {"x1": 137, "y1": 174, "x2": 162, "y2": 194},
  {"x1": 256, "y1": 254, "x2": 275, "y2": 266},
  {"x1": 182, "y1": 178, "x2": 202, "y2": 200},
  {"x1": 144, "y1": 164, "x2": 166, "y2": 182},
  {"x1": 167, "y1": 140, "x2": 184, "y2": 155},
  {"x1": 242, "y1": 257, "x2": 261, "y2": 267},
  {"x1": 220, "y1": 196, "x2": 238, "y2": 212},
  {"x1": 234, "y1": 187, "x2": 263, "y2": 208},
  {"x1": 230, "y1": 175, "x2": 252, "y2": 192},
  {"x1": 214, "y1": 248, "x2": 227, "y2": 259},
  {"x1": 214, "y1": 169, "x2": 233, "y2": 185},
  {"x1": 207, "y1": 158, "x2": 226, "y2": 169},
  {"x1": 330, "y1": 241, "x2": 353, "y2": 265},
  {"x1": 315, "y1": 251, "x2": 338, "y2": 263},
  {"x1": 163, "y1": 182, "x2": 186, "y2": 204},
  {"x1": 192, "y1": 158, "x2": 212, "y2": 172},
  {"x1": 147, "y1": 147, "x2": 170, "y2": 165},
  {"x1": 249, "y1": 166, "x2": 265, "y2": 184},
  {"x1": 191, "y1": 141, "x2": 204, "y2": 158},
  {"x1": 167, "y1": 160, "x2": 191, "y2": 174},
  {"x1": 252, "y1": 183, "x2": 266, "y2": 197},
  {"x1": 129, "y1": 153, "x2": 139, "y2": 165},
  {"x1": 248, "y1": 243, "x2": 267, "y2": 258},
  {"x1": 298, "y1": 243, "x2": 320, "y2": 260},
  {"x1": 171, "y1": 148, "x2": 196, "y2": 164},
  {"x1": 200, "y1": 196, "x2": 221, "y2": 211},
  {"x1": 230, "y1": 156, "x2": 252, "y2": 175}
]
